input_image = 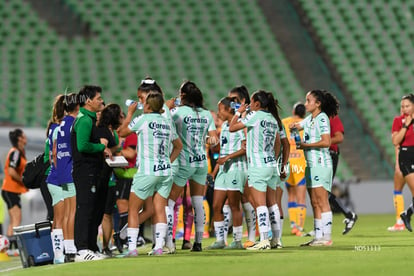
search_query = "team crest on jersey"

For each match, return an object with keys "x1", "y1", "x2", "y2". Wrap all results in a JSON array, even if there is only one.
[{"x1": 221, "y1": 136, "x2": 228, "y2": 147}]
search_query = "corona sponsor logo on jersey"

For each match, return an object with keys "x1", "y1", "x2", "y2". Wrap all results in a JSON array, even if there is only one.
[
  {"x1": 260, "y1": 120, "x2": 278, "y2": 129},
  {"x1": 149, "y1": 121, "x2": 171, "y2": 130},
  {"x1": 183, "y1": 116, "x2": 208, "y2": 124}
]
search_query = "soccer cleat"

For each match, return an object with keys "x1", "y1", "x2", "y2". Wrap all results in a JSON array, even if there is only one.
[
  {"x1": 162, "y1": 245, "x2": 176, "y2": 254},
  {"x1": 310, "y1": 239, "x2": 333, "y2": 247},
  {"x1": 191, "y1": 242, "x2": 202, "y2": 252},
  {"x1": 205, "y1": 240, "x2": 225, "y2": 250},
  {"x1": 224, "y1": 241, "x2": 244, "y2": 249},
  {"x1": 123, "y1": 249, "x2": 138, "y2": 257},
  {"x1": 387, "y1": 223, "x2": 405, "y2": 232},
  {"x1": 400, "y1": 211, "x2": 412, "y2": 232},
  {"x1": 137, "y1": 236, "x2": 146, "y2": 247},
  {"x1": 270, "y1": 238, "x2": 283, "y2": 249},
  {"x1": 64, "y1": 253, "x2": 76, "y2": 263},
  {"x1": 291, "y1": 226, "x2": 299, "y2": 235},
  {"x1": 243, "y1": 240, "x2": 256, "y2": 249},
  {"x1": 148, "y1": 248, "x2": 163, "y2": 256},
  {"x1": 75, "y1": 250, "x2": 104, "y2": 262},
  {"x1": 300, "y1": 239, "x2": 316, "y2": 247},
  {"x1": 246, "y1": 239, "x2": 270, "y2": 251},
  {"x1": 101, "y1": 247, "x2": 113, "y2": 258},
  {"x1": 295, "y1": 230, "x2": 304, "y2": 237},
  {"x1": 343, "y1": 212, "x2": 358, "y2": 235},
  {"x1": 181, "y1": 240, "x2": 192, "y2": 250}
]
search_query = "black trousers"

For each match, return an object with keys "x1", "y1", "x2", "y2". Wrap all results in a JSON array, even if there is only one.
[{"x1": 73, "y1": 169, "x2": 108, "y2": 252}]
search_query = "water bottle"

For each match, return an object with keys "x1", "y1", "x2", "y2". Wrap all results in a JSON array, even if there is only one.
[
  {"x1": 291, "y1": 127, "x2": 301, "y2": 147},
  {"x1": 125, "y1": 99, "x2": 143, "y2": 110},
  {"x1": 230, "y1": 102, "x2": 241, "y2": 110},
  {"x1": 174, "y1": 97, "x2": 181, "y2": 106}
]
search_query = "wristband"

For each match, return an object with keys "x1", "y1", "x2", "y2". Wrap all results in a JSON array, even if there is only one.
[
  {"x1": 235, "y1": 111, "x2": 241, "y2": 117},
  {"x1": 403, "y1": 124, "x2": 409, "y2": 129}
]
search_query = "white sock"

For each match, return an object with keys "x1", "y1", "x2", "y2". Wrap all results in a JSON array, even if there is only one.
[
  {"x1": 233, "y1": 226, "x2": 243, "y2": 242},
  {"x1": 154, "y1": 223, "x2": 167, "y2": 250},
  {"x1": 268, "y1": 204, "x2": 281, "y2": 241},
  {"x1": 191, "y1": 196, "x2": 205, "y2": 243},
  {"x1": 279, "y1": 218, "x2": 284, "y2": 239},
  {"x1": 52, "y1": 229, "x2": 64, "y2": 258},
  {"x1": 165, "y1": 205, "x2": 174, "y2": 247},
  {"x1": 256, "y1": 206, "x2": 269, "y2": 241},
  {"x1": 314, "y1": 219, "x2": 323, "y2": 240},
  {"x1": 243, "y1": 202, "x2": 256, "y2": 241},
  {"x1": 214, "y1": 221, "x2": 225, "y2": 242},
  {"x1": 127, "y1": 228, "x2": 139, "y2": 251},
  {"x1": 64, "y1": 239, "x2": 77, "y2": 254},
  {"x1": 223, "y1": 205, "x2": 232, "y2": 244},
  {"x1": 321, "y1": 212, "x2": 333, "y2": 240}
]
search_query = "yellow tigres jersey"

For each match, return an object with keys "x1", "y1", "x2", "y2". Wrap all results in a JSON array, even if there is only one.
[{"x1": 282, "y1": 116, "x2": 306, "y2": 185}]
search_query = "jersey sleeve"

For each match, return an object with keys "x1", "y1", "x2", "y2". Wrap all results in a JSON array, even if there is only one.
[
  {"x1": 392, "y1": 116, "x2": 402, "y2": 133},
  {"x1": 207, "y1": 111, "x2": 216, "y2": 131},
  {"x1": 8, "y1": 150, "x2": 21, "y2": 169},
  {"x1": 279, "y1": 125, "x2": 287, "y2": 139},
  {"x1": 129, "y1": 115, "x2": 144, "y2": 133},
  {"x1": 318, "y1": 114, "x2": 330, "y2": 135},
  {"x1": 241, "y1": 111, "x2": 256, "y2": 127}
]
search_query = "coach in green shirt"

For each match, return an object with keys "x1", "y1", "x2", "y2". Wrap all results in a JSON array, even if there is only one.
[{"x1": 71, "y1": 85, "x2": 111, "y2": 262}]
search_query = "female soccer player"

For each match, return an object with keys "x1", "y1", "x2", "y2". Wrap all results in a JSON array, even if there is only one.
[
  {"x1": 56, "y1": 93, "x2": 79, "y2": 263},
  {"x1": 206, "y1": 96, "x2": 247, "y2": 249},
  {"x1": 282, "y1": 103, "x2": 307, "y2": 236},
  {"x1": 118, "y1": 92, "x2": 182, "y2": 256},
  {"x1": 229, "y1": 90, "x2": 283, "y2": 250},
  {"x1": 1, "y1": 129, "x2": 28, "y2": 254},
  {"x1": 97, "y1": 103, "x2": 124, "y2": 256},
  {"x1": 388, "y1": 106, "x2": 407, "y2": 232},
  {"x1": 228, "y1": 85, "x2": 257, "y2": 247},
  {"x1": 136, "y1": 78, "x2": 181, "y2": 252},
  {"x1": 392, "y1": 94, "x2": 414, "y2": 232},
  {"x1": 292, "y1": 90, "x2": 339, "y2": 246},
  {"x1": 167, "y1": 81, "x2": 218, "y2": 252},
  {"x1": 45, "y1": 95, "x2": 67, "y2": 263}
]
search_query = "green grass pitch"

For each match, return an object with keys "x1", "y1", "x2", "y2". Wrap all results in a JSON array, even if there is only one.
[{"x1": 1, "y1": 214, "x2": 413, "y2": 275}]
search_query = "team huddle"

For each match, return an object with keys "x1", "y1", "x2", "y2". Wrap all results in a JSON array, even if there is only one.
[{"x1": 2, "y1": 78, "x2": 355, "y2": 263}]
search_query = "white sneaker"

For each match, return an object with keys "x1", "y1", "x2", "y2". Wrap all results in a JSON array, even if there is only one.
[
  {"x1": 75, "y1": 250, "x2": 104, "y2": 262},
  {"x1": 246, "y1": 239, "x2": 270, "y2": 251}
]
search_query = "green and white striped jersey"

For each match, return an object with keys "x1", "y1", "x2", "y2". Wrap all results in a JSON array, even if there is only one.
[
  {"x1": 128, "y1": 113, "x2": 173, "y2": 176},
  {"x1": 162, "y1": 103, "x2": 178, "y2": 142},
  {"x1": 299, "y1": 112, "x2": 332, "y2": 167},
  {"x1": 241, "y1": 110, "x2": 279, "y2": 168},
  {"x1": 219, "y1": 121, "x2": 247, "y2": 172},
  {"x1": 171, "y1": 105, "x2": 216, "y2": 167}
]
